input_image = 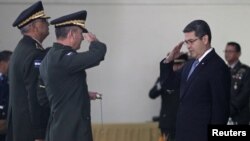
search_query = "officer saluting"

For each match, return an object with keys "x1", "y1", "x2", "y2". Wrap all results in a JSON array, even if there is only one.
[
  {"x1": 7, "y1": 1, "x2": 50, "y2": 141},
  {"x1": 224, "y1": 42, "x2": 250, "y2": 125},
  {"x1": 39, "y1": 10, "x2": 107, "y2": 141}
]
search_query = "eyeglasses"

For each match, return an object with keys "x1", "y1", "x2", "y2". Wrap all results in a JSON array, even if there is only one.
[{"x1": 184, "y1": 38, "x2": 199, "y2": 46}]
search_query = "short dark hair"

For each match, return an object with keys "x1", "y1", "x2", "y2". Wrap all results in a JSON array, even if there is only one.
[
  {"x1": 227, "y1": 42, "x2": 241, "y2": 53},
  {"x1": 55, "y1": 26, "x2": 79, "y2": 39},
  {"x1": 0, "y1": 50, "x2": 12, "y2": 62},
  {"x1": 183, "y1": 20, "x2": 212, "y2": 43}
]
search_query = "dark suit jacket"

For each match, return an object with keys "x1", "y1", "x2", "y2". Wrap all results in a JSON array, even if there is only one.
[
  {"x1": 6, "y1": 36, "x2": 49, "y2": 141},
  {"x1": 40, "y1": 42, "x2": 106, "y2": 141},
  {"x1": 161, "y1": 49, "x2": 231, "y2": 141}
]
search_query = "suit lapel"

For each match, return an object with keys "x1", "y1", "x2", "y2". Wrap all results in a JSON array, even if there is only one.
[
  {"x1": 180, "y1": 60, "x2": 193, "y2": 98},
  {"x1": 180, "y1": 49, "x2": 216, "y2": 99}
]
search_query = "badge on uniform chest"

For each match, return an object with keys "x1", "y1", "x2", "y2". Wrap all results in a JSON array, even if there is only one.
[{"x1": 232, "y1": 68, "x2": 246, "y2": 90}]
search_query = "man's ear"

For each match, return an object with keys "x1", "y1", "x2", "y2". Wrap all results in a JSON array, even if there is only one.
[
  {"x1": 29, "y1": 22, "x2": 37, "y2": 33},
  {"x1": 67, "y1": 30, "x2": 74, "y2": 39},
  {"x1": 202, "y1": 35, "x2": 209, "y2": 45},
  {"x1": 237, "y1": 52, "x2": 241, "y2": 58},
  {"x1": 67, "y1": 30, "x2": 72, "y2": 38}
]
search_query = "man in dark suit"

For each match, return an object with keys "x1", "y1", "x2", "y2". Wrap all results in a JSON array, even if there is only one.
[
  {"x1": 0, "y1": 50, "x2": 12, "y2": 141},
  {"x1": 7, "y1": 1, "x2": 50, "y2": 141},
  {"x1": 39, "y1": 10, "x2": 107, "y2": 141},
  {"x1": 161, "y1": 20, "x2": 231, "y2": 141},
  {"x1": 224, "y1": 42, "x2": 250, "y2": 125},
  {"x1": 149, "y1": 53, "x2": 188, "y2": 141}
]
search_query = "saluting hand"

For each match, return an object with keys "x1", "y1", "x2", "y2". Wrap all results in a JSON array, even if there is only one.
[
  {"x1": 83, "y1": 32, "x2": 98, "y2": 42},
  {"x1": 165, "y1": 41, "x2": 184, "y2": 63}
]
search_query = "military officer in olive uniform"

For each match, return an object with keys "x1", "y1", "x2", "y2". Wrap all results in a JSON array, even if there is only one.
[
  {"x1": 224, "y1": 42, "x2": 250, "y2": 124},
  {"x1": 7, "y1": 1, "x2": 50, "y2": 141},
  {"x1": 39, "y1": 10, "x2": 107, "y2": 141}
]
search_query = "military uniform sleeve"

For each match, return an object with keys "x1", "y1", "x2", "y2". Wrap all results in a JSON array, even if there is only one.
[
  {"x1": 149, "y1": 78, "x2": 163, "y2": 99},
  {"x1": 160, "y1": 59, "x2": 181, "y2": 90},
  {"x1": 150, "y1": 59, "x2": 178, "y2": 99},
  {"x1": 23, "y1": 51, "x2": 49, "y2": 139},
  {"x1": 160, "y1": 59, "x2": 174, "y2": 82},
  {"x1": 36, "y1": 46, "x2": 51, "y2": 108},
  {"x1": 36, "y1": 75, "x2": 50, "y2": 108},
  {"x1": 63, "y1": 41, "x2": 106, "y2": 73}
]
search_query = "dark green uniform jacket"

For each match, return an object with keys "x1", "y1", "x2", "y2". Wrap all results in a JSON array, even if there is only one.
[
  {"x1": 230, "y1": 61, "x2": 250, "y2": 124},
  {"x1": 40, "y1": 41, "x2": 106, "y2": 141},
  {"x1": 6, "y1": 35, "x2": 50, "y2": 141}
]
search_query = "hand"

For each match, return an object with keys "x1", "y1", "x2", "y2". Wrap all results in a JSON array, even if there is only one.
[
  {"x1": 165, "y1": 41, "x2": 184, "y2": 63},
  {"x1": 83, "y1": 32, "x2": 97, "y2": 42},
  {"x1": 88, "y1": 91, "x2": 102, "y2": 100}
]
